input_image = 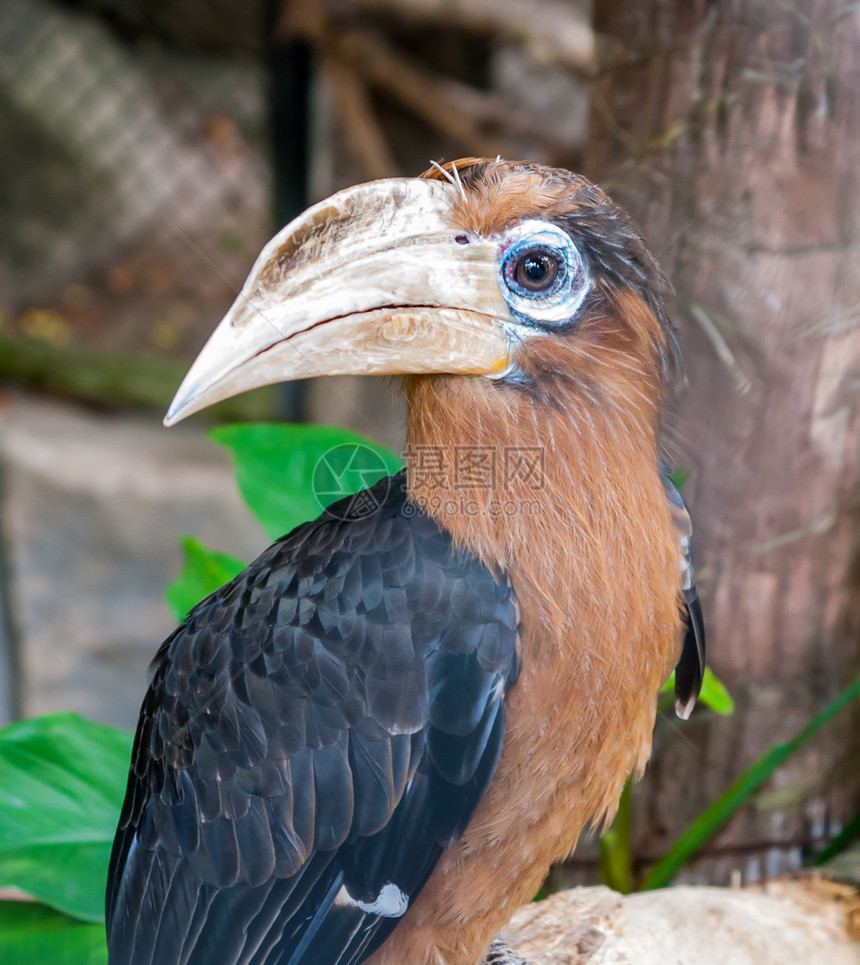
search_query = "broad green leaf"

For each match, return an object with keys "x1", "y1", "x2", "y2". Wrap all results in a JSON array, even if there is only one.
[
  {"x1": 165, "y1": 536, "x2": 247, "y2": 621},
  {"x1": 0, "y1": 714, "x2": 132, "y2": 922},
  {"x1": 659, "y1": 667, "x2": 734, "y2": 716},
  {"x1": 210, "y1": 424, "x2": 403, "y2": 540},
  {"x1": 0, "y1": 901, "x2": 107, "y2": 965},
  {"x1": 642, "y1": 675, "x2": 860, "y2": 890}
]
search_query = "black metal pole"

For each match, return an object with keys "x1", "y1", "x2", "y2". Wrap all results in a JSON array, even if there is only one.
[{"x1": 265, "y1": 0, "x2": 312, "y2": 423}]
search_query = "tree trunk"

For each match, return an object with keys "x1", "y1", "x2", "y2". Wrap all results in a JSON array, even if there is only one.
[{"x1": 584, "y1": 0, "x2": 860, "y2": 884}]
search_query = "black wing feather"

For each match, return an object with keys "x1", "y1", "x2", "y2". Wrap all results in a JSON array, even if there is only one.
[
  {"x1": 659, "y1": 462, "x2": 706, "y2": 719},
  {"x1": 675, "y1": 589, "x2": 705, "y2": 718},
  {"x1": 107, "y1": 472, "x2": 519, "y2": 965}
]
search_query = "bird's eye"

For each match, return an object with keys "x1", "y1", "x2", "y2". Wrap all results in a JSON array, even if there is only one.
[
  {"x1": 514, "y1": 251, "x2": 560, "y2": 292},
  {"x1": 498, "y1": 220, "x2": 590, "y2": 327}
]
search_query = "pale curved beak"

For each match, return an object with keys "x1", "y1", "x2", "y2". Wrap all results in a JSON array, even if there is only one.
[{"x1": 164, "y1": 178, "x2": 511, "y2": 426}]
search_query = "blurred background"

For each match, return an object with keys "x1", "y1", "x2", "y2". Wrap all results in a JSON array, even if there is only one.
[{"x1": 1, "y1": 0, "x2": 858, "y2": 892}]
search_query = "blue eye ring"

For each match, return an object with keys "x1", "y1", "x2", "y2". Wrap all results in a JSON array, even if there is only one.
[{"x1": 497, "y1": 220, "x2": 590, "y2": 326}]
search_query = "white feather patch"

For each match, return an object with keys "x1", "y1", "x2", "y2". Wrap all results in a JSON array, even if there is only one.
[{"x1": 334, "y1": 881, "x2": 409, "y2": 918}]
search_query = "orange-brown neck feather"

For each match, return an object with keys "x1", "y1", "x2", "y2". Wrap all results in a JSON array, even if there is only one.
[
  {"x1": 370, "y1": 160, "x2": 689, "y2": 965},
  {"x1": 376, "y1": 293, "x2": 685, "y2": 965},
  {"x1": 406, "y1": 287, "x2": 679, "y2": 682},
  {"x1": 407, "y1": 284, "x2": 682, "y2": 782}
]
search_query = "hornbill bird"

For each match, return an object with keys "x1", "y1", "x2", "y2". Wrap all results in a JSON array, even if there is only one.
[{"x1": 106, "y1": 159, "x2": 705, "y2": 965}]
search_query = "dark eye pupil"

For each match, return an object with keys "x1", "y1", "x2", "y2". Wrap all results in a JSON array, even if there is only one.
[
  {"x1": 516, "y1": 252, "x2": 558, "y2": 291},
  {"x1": 524, "y1": 256, "x2": 547, "y2": 280}
]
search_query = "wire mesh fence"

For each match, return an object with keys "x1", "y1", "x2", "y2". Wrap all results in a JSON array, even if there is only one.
[{"x1": 1, "y1": 0, "x2": 271, "y2": 357}]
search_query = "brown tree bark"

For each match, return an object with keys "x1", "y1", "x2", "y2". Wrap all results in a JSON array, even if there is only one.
[{"x1": 584, "y1": 1, "x2": 860, "y2": 883}]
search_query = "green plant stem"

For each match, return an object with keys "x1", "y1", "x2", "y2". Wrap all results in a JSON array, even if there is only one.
[
  {"x1": 813, "y1": 809, "x2": 860, "y2": 867},
  {"x1": 599, "y1": 777, "x2": 634, "y2": 893}
]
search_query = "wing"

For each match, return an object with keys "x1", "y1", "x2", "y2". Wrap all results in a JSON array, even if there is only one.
[
  {"x1": 660, "y1": 463, "x2": 705, "y2": 719},
  {"x1": 106, "y1": 471, "x2": 519, "y2": 965}
]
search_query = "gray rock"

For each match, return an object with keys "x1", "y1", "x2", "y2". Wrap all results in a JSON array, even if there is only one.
[{"x1": 0, "y1": 392, "x2": 264, "y2": 730}]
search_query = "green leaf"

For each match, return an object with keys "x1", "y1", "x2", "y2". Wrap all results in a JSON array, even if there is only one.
[
  {"x1": 0, "y1": 901, "x2": 107, "y2": 965},
  {"x1": 0, "y1": 714, "x2": 133, "y2": 922},
  {"x1": 210, "y1": 424, "x2": 404, "y2": 540},
  {"x1": 670, "y1": 466, "x2": 690, "y2": 492},
  {"x1": 659, "y1": 667, "x2": 735, "y2": 716},
  {"x1": 641, "y1": 675, "x2": 860, "y2": 890},
  {"x1": 697, "y1": 668, "x2": 735, "y2": 715},
  {"x1": 165, "y1": 536, "x2": 247, "y2": 621}
]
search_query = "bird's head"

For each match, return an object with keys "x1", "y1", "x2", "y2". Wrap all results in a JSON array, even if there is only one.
[
  {"x1": 165, "y1": 159, "x2": 695, "y2": 718},
  {"x1": 165, "y1": 159, "x2": 678, "y2": 428}
]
